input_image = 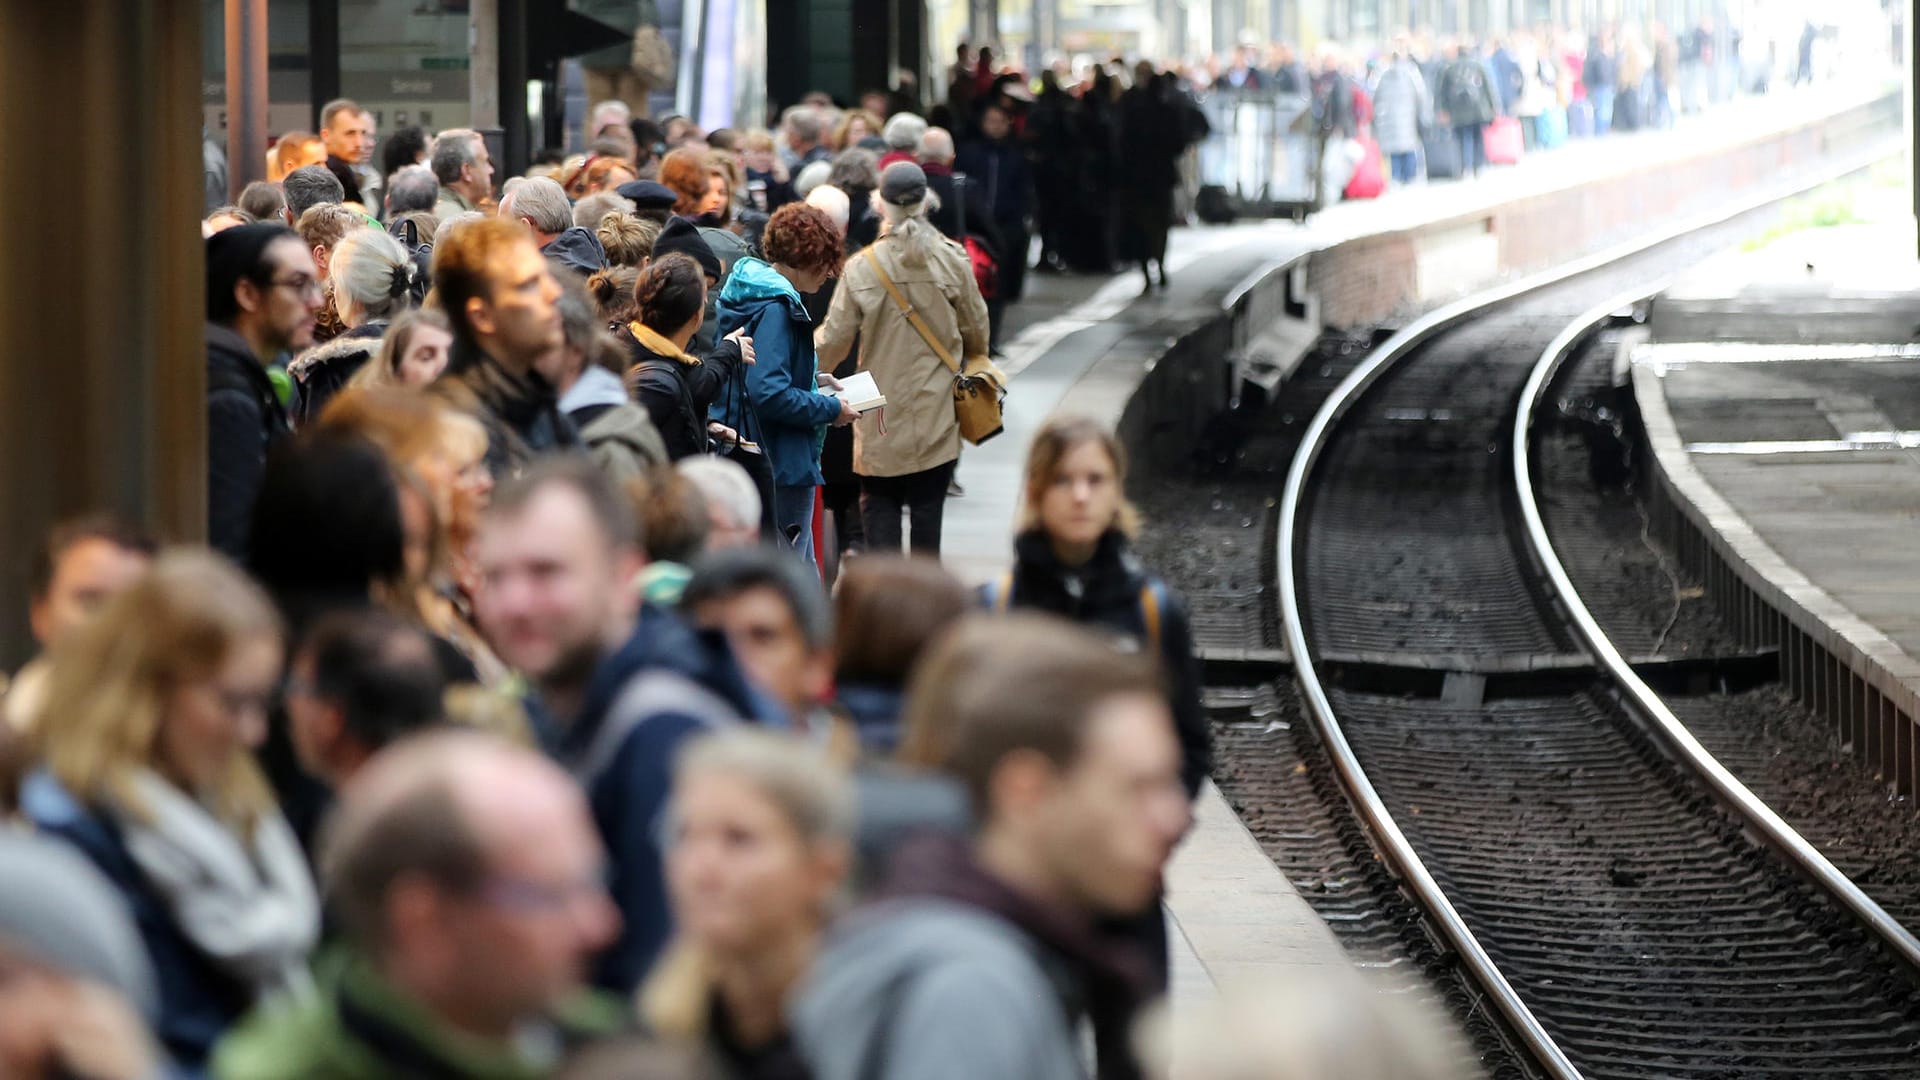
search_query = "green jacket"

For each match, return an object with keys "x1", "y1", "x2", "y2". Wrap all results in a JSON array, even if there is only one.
[{"x1": 212, "y1": 953, "x2": 629, "y2": 1080}]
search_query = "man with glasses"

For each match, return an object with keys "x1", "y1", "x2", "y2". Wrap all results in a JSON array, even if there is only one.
[
  {"x1": 212, "y1": 731, "x2": 626, "y2": 1078},
  {"x1": 205, "y1": 223, "x2": 323, "y2": 560}
]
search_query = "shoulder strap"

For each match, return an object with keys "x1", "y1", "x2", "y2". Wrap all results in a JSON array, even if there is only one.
[
  {"x1": 992, "y1": 570, "x2": 1014, "y2": 614},
  {"x1": 576, "y1": 669, "x2": 738, "y2": 786},
  {"x1": 863, "y1": 248, "x2": 960, "y2": 376},
  {"x1": 1139, "y1": 580, "x2": 1164, "y2": 653}
]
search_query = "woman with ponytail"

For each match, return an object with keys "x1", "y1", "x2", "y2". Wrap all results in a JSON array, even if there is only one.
[
  {"x1": 642, "y1": 729, "x2": 852, "y2": 1079},
  {"x1": 288, "y1": 226, "x2": 419, "y2": 424}
]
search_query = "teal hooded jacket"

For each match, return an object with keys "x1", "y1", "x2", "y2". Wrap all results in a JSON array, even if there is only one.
[{"x1": 711, "y1": 257, "x2": 842, "y2": 488}]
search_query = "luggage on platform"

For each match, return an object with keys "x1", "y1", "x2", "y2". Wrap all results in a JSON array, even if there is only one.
[
  {"x1": 1423, "y1": 128, "x2": 1463, "y2": 180},
  {"x1": 1483, "y1": 116, "x2": 1524, "y2": 164}
]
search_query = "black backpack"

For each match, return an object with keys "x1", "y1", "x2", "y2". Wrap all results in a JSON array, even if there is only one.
[{"x1": 387, "y1": 218, "x2": 434, "y2": 306}]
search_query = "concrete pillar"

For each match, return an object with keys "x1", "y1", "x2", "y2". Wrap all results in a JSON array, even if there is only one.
[
  {"x1": 471, "y1": 0, "x2": 500, "y2": 131},
  {"x1": 0, "y1": 1, "x2": 205, "y2": 667}
]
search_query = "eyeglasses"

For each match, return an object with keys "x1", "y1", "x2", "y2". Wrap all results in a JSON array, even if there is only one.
[
  {"x1": 478, "y1": 867, "x2": 610, "y2": 914},
  {"x1": 268, "y1": 275, "x2": 324, "y2": 299}
]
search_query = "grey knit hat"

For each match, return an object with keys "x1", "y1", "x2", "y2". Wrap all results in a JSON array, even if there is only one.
[{"x1": 0, "y1": 827, "x2": 157, "y2": 1020}]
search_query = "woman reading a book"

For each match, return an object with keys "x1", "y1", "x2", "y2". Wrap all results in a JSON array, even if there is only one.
[{"x1": 816, "y1": 162, "x2": 990, "y2": 556}]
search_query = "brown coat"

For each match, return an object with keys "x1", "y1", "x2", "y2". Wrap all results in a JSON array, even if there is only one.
[{"x1": 815, "y1": 230, "x2": 990, "y2": 478}]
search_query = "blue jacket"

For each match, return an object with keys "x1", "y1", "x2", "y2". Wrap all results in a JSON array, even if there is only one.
[
  {"x1": 537, "y1": 605, "x2": 781, "y2": 993},
  {"x1": 21, "y1": 772, "x2": 252, "y2": 1075},
  {"x1": 711, "y1": 257, "x2": 842, "y2": 488}
]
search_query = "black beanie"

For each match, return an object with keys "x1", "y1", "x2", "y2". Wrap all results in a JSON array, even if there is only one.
[
  {"x1": 653, "y1": 216, "x2": 723, "y2": 282},
  {"x1": 206, "y1": 223, "x2": 298, "y2": 323}
]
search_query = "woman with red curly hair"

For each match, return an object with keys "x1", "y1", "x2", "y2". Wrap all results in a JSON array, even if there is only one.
[{"x1": 712, "y1": 202, "x2": 856, "y2": 565}]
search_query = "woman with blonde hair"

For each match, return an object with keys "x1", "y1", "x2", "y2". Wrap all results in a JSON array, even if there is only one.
[
  {"x1": 642, "y1": 729, "x2": 853, "y2": 1079},
  {"x1": 20, "y1": 551, "x2": 317, "y2": 1073},
  {"x1": 830, "y1": 107, "x2": 884, "y2": 151}
]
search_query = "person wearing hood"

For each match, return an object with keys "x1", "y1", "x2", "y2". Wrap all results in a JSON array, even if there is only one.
[
  {"x1": 501, "y1": 175, "x2": 608, "y2": 278},
  {"x1": 472, "y1": 460, "x2": 778, "y2": 993},
  {"x1": 544, "y1": 275, "x2": 668, "y2": 483},
  {"x1": 433, "y1": 216, "x2": 580, "y2": 478},
  {"x1": 205, "y1": 224, "x2": 320, "y2": 561},
  {"x1": 288, "y1": 227, "x2": 418, "y2": 426},
  {"x1": 712, "y1": 203, "x2": 858, "y2": 564},
  {"x1": 795, "y1": 614, "x2": 1186, "y2": 1080},
  {"x1": 627, "y1": 251, "x2": 748, "y2": 462}
]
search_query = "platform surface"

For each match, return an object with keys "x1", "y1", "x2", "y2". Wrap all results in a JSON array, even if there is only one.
[{"x1": 935, "y1": 79, "x2": 1893, "y2": 1005}]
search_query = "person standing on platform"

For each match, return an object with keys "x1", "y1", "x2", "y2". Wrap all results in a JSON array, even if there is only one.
[
  {"x1": 1584, "y1": 30, "x2": 1620, "y2": 134},
  {"x1": 797, "y1": 614, "x2": 1186, "y2": 1080},
  {"x1": 1438, "y1": 42, "x2": 1500, "y2": 176},
  {"x1": 1373, "y1": 43, "x2": 1432, "y2": 184},
  {"x1": 957, "y1": 101, "x2": 1032, "y2": 337},
  {"x1": 318, "y1": 99, "x2": 373, "y2": 209},
  {"x1": 815, "y1": 163, "x2": 988, "y2": 557},
  {"x1": 433, "y1": 217, "x2": 578, "y2": 478},
  {"x1": 205, "y1": 224, "x2": 320, "y2": 561},
  {"x1": 430, "y1": 129, "x2": 495, "y2": 222},
  {"x1": 1117, "y1": 65, "x2": 1198, "y2": 294},
  {"x1": 712, "y1": 203, "x2": 857, "y2": 564}
]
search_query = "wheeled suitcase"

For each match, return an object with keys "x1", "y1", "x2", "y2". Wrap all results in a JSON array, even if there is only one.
[{"x1": 1423, "y1": 129, "x2": 1462, "y2": 180}]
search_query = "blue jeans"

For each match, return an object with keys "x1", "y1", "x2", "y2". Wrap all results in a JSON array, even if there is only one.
[
  {"x1": 774, "y1": 483, "x2": 817, "y2": 565},
  {"x1": 1453, "y1": 124, "x2": 1485, "y2": 176},
  {"x1": 1590, "y1": 87, "x2": 1616, "y2": 135},
  {"x1": 1389, "y1": 151, "x2": 1419, "y2": 183}
]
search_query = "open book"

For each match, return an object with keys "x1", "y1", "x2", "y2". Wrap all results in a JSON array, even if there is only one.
[{"x1": 825, "y1": 370, "x2": 887, "y2": 413}]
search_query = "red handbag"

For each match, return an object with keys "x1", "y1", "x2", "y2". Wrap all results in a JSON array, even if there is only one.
[
  {"x1": 1483, "y1": 116, "x2": 1524, "y2": 165},
  {"x1": 1343, "y1": 137, "x2": 1386, "y2": 199}
]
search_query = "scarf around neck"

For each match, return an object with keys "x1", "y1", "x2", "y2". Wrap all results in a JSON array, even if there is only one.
[
  {"x1": 627, "y1": 321, "x2": 702, "y2": 366},
  {"x1": 877, "y1": 831, "x2": 1153, "y2": 1080},
  {"x1": 116, "y1": 769, "x2": 320, "y2": 1001}
]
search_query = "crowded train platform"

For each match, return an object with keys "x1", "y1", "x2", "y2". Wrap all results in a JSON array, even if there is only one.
[{"x1": 1, "y1": 1, "x2": 1917, "y2": 1077}]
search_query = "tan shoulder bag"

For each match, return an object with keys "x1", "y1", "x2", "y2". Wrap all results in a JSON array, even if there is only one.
[{"x1": 861, "y1": 247, "x2": 1007, "y2": 445}]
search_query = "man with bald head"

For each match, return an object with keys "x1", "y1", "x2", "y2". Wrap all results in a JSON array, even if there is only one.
[
  {"x1": 916, "y1": 126, "x2": 999, "y2": 257},
  {"x1": 212, "y1": 733, "x2": 626, "y2": 1079}
]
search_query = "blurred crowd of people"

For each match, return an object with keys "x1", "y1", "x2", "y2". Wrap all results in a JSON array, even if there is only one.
[{"x1": 1, "y1": 80, "x2": 1479, "y2": 1080}]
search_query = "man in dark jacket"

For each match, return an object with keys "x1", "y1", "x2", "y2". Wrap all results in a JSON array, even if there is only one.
[
  {"x1": 434, "y1": 216, "x2": 579, "y2": 477},
  {"x1": 956, "y1": 102, "x2": 1032, "y2": 316},
  {"x1": 501, "y1": 176, "x2": 608, "y2": 278},
  {"x1": 917, "y1": 126, "x2": 1003, "y2": 261},
  {"x1": 794, "y1": 615, "x2": 1185, "y2": 1080},
  {"x1": 1438, "y1": 43, "x2": 1501, "y2": 176},
  {"x1": 205, "y1": 224, "x2": 321, "y2": 561},
  {"x1": 473, "y1": 459, "x2": 776, "y2": 993},
  {"x1": 319, "y1": 98, "x2": 372, "y2": 207}
]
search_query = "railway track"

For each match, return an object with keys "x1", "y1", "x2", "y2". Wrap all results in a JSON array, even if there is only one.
[{"x1": 1273, "y1": 207, "x2": 1920, "y2": 1077}]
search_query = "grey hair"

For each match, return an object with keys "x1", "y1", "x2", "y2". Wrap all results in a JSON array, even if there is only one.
[
  {"x1": 501, "y1": 176, "x2": 572, "y2": 234},
  {"x1": 882, "y1": 112, "x2": 927, "y2": 151},
  {"x1": 574, "y1": 191, "x2": 637, "y2": 229},
  {"x1": 284, "y1": 165, "x2": 345, "y2": 219},
  {"x1": 917, "y1": 127, "x2": 956, "y2": 164},
  {"x1": 429, "y1": 128, "x2": 482, "y2": 186},
  {"x1": 828, "y1": 148, "x2": 880, "y2": 192},
  {"x1": 683, "y1": 546, "x2": 833, "y2": 651},
  {"x1": 432, "y1": 210, "x2": 485, "y2": 250},
  {"x1": 674, "y1": 457, "x2": 761, "y2": 537},
  {"x1": 871, "y1": 188, "x2": 946, "y2": 268},
  {"x1": 386, "y1": 165, "x2": 439, "y2": 214},
  {"x1": 330, "y1": 227, "x2": 416, "y2": 323},
  {"x1": 783, "y1": 106, "x2": 824, "y2": 145}
]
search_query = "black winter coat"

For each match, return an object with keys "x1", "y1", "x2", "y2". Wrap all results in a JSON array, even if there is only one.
[
  {"x1": 448, "y1": 349, "x2": 581, "y2": 478},
  {"x1": 286, "y1": 322, "x2": 384, "y2": 427},
  {"x1": 206, "y1": 323, "x2": 291, "y2": 562},
  {"x1": 623, "y1": 325, "x2": 742, "y2": 461},
  {"x1": 999, "y1": 530, "x2": 1213, "y2": 797}
]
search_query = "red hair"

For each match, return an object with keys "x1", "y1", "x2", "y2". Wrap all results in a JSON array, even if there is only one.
[
  {"x1": 658, "y1": 149, "x2": 713, "y2": 216},
  {"x1": 762, "y1": 203, "x2": 846, "y2": 277}
]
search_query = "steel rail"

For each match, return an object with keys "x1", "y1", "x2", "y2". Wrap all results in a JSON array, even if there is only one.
[
  {"x1": 1273, "y1": 139, "x2": 1900, "y2": 1080},
  {"x1": 1513, "y1": 291, "x2": 1920, "y2": 973}
]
